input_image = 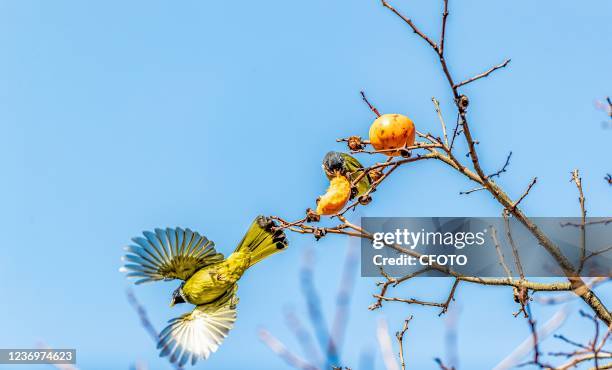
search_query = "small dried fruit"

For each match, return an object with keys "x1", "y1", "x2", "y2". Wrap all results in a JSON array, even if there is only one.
[
  {"x1": 358, "y1": 194, "x2": 372, "y2": 205},
  {"x1": 313, "y1": 228, "x2": 327, "y2": 240},
  {"x1": 347, "y1": 136, "x2": 364, "y2": 151},
  {"x1": 458, "y1": 95, "x2": 469, "y2": 109},
  {"x1": 369, "y1": 113, "x2": 416, "y2": 156},
  {"x1": 368, "y1": 168, "x2": 383, "y2": 183},
  {"x1": 306, "y1": 208, "x2": 320, "y2": 222},
  {"x1": 316, "y1": 175, "x2": 351, "y2": 215}
]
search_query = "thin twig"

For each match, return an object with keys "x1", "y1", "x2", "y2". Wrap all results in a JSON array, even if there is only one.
[
  {"x1": 439, "y1": 0, "x2": 449, "y2": 55},
  {"x1": 453, "y1": 59, "x2": 511, "y2": 88},
  {"x1": 439, "y1": 279, "x2": 460, "y2": 316},
  {"x1": 490, "y1": 226, "x2": 513, "y2": 278},
  {"x1": 584, "y1": 245, "x2": 612, "y2": 263},
  {"x1": 560, "y1": 218, "x2": 612, "y2": 228},
  {"x1": 488, "y1": 151, "x2": 512, "y2": 179},
  {"x1": 373, "y1": 278, "x2": 459, "y2": 316},
  {"x1": 459, "y1": 186, "x2": 486, "y2": 195},
  {"x1": 571, "y1": 169, "x2": 587, "y2": 273},
  {"x1": 370, "y1": 267, "x2": 431, "y2": 310},
  {"x1": 432, "y1": 97, "x2": 449, "y2": 147},
  {"x1": 503, "y1": 212, "x2": 525, "y2": 280},
  {"x1": 396, "y1": 316, "x2": 413, "y2": 370},
  {"x1": 361, "y1": 90, "x2": 381, "y2": 117},
  {"x1": 448, "y1": 113, "x2": 462, "y2": 152},
  {"x1": 380, "y1": 0, "x2": 438, "y2": 50},
  {"x1": 512, "y1": 177, "x2": 537, "y2": 210},
  {"x1": 373, "y1": 295, "x2": 447, "y2": 309}
]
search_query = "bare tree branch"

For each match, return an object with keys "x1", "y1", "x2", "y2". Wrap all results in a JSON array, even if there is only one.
[
  {"x1": 453, "y1": 59, "x2": 511, "y2": 88},
  {"x1": 512, "y1": 177, "x2": 538, "y2": 210},
  {"x1": 432, "y1": 98, "x2": 449, "y2": 146},
  {"x1": 488, "y1": 151, "x2": 512, "y2": 180},
  {"x1": 439, "y1": 0, "x2": 449, "y2": 55},
  {"x1": 380, "y1": 0, "x2": 438, "y2": 50},
  {"x1": 571, "y1": 169, "x2": 587, "y2": 273},
  {"x1": 490, "y1": 226, "x2": 513, "y2": 278},
  {"x1": 396, "y1": 316, "x2": 413, "y2": 370},
  {"x1": 360, "y1": 90, "x2": 381, "y2": 118}
]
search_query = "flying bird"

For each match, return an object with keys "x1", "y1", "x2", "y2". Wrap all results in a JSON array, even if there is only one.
[
  {"x1": 322, "y1": 151, "x2": 372, "y2": 198},
  {"x1": 120, "y1": 216, "x2": 288, "y2": 366}
]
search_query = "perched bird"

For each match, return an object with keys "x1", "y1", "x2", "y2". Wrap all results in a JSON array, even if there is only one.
[
  {"x1": 322, "y1": 151, "x2": 371, "y2": 198},
  {"x1": 120, "y1": 216, "x2": 288, "y2": 366}
]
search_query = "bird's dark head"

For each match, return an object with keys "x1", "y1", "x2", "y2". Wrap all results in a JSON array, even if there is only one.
[
  {"x1": 170, "y1": 285, "x2": 186, "y2": 307},
  {"x1": 323, "y1": 151, "x2": 345, "y2": 176}
]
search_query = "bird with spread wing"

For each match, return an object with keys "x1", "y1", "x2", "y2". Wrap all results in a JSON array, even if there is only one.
[{"x1": 120, "y1": 215, "x2": 288, "y2": 366}]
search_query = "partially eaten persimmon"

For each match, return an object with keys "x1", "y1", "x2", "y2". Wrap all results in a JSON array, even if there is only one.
[
  {"x1": 316, "y1": 175, "x2": 351, "y2": 215},
  {"x1": 369, "y1": 113, "x2": 415, "y2": 156}
]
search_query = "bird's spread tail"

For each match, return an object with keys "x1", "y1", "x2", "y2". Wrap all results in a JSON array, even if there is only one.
[{"x1": 233, "y1": 216, "x2": 288, "y2": 268}]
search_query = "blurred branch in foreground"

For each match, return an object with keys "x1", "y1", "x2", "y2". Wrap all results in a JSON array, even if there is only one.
[
  {"x1": 493, "y1": 304, "x2": 570, "y2": 369},
  {"x1": 126, "y1": 289, "x2": 183, "y2": 370},
  {"x1": 376, "y1": 317, "x2": 399, "y2": 370},
  {"x1": 39, "y1": 295, "x2": 160, "y2": 370},
  {"x1": 259, "y1": 241, "x2": 359, "y2": 369},
  {"x1": 129, "y1": 361, "x2": 148, "y2": 370},
  {"x1": 443, "y1": 305, "x2": 461, "y2": 369}
]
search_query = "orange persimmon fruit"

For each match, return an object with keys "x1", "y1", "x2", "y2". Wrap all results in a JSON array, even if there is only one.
[
  {"x1": 316, "y1": 175, "x2": 351, "y2": 215},
  {"x1": 368, "y1": 113, "x2": 415, "y2": 156}
]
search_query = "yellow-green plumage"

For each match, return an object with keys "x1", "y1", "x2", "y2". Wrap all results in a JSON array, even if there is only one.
[
  {"x1": 120, "y1": 215, "x2": 288, "y2": 366},
  {"x1": 182, "y1": 218, "x2": 284, "y2": 305}
]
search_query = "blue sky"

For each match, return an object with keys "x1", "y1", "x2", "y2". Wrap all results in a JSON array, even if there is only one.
[{"x1": 0, "y1": 1, "x2": 610, "y2": 369}]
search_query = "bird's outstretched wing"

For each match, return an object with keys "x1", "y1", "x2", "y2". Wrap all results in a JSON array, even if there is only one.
[
  {"x1": 120, "y1": 227, "x2": 224, "y2": 283},
  {"x1": 158, "y1": 299, "x2": 238, "y2": 366}
]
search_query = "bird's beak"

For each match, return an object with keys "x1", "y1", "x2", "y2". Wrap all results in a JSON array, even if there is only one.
[{"x1": 170, "y1": 288, "x2": 186, "y2": 307}]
